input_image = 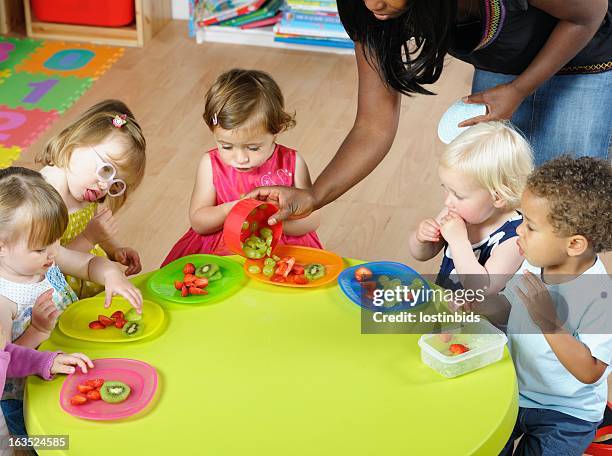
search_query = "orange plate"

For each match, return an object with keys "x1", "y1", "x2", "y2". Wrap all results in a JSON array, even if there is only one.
[{"x1": 244, "y1": 245, "x2": 344, "y2": 288}]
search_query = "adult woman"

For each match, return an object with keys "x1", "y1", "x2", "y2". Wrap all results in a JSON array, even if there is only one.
[{"x1": 247, "y1": 0, "x2": 611, "y2": 223}]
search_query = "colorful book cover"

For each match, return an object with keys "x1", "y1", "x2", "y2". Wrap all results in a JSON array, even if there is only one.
[
  {"x1": 218, "y1": 0, "x2": 283, "y2": 27},
  {"x1": 241, "y1": 14, "x2": 282, "y2": 29},
  {"x1": 276, "y1": 11, "x2": 348, "y2": 38},
  {"x1": 274, "y1": 34, "x2": 353, "y2": 49},
  {"x1": 285, "y1": 0, "x2": 337, "y2": 13},
  {"x1": 196, "y1": 0, "x2": 267, "y2": 26},
  {"x1": 292, "y1": 10, "x2": 341, "y2": 24}
]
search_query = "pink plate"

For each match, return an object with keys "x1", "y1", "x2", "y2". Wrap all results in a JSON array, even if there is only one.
[{"x1": 59, "y1": 358, "x2": 157, "y2": 421}]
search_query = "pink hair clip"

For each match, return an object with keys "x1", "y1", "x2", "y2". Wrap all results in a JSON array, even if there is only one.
[
  {"x1": 112, "y1": 114, "x2": 127, "y2": 128},
  {"x1": 212, "y1": 113, "x2": 218, "y2": 126}
]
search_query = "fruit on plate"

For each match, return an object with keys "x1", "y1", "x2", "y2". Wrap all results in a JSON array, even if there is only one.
[
  {"x1": 77, "y1": 384, "x2": 93, "y2": 393},
  {"x1": 88, "y1": 321, "x2": 105, "y2": 330},
  {"x1": 85, "y1": 378, "x2": 105, "y2": 389},
  {"x1": 98, "y1": 315, "x2": 115, "y2": 327},
  {"x1": 354, "y1": 267, "x2": 373, "y2": 282},
  {"x1": 125, "y1": 308, "x2": 141, "y2": 322},
  {"x1": 248, "y1": 265, "x2": 261, "y2": 274},
  {"x1": 449, "y1": 343, "x2": 470, "y2": 355},
  {"x1": 111, "y1": 310, "x2": 124, "y2": 320},
  {"x1": 304, "y1": 263, "x2": 326, "y2": 281},
  {"x1": 86, "y1": 389, "x2": 101, "y2": 401},
  {"x1": 195, "y1": 263, "x2": 220, "y2": 280},
  {"x1": 122, "y1": 321, "x2": 144, "y2": 338},
  {"x1": 70, "y1": 394, "x2": 88, "y2": 406},
  {"x1": 100, "y1": 381, "x2": 131, "y2": 404},
  {"x1": 183, "y1": 263, "x2": 195, "y2": 275}
]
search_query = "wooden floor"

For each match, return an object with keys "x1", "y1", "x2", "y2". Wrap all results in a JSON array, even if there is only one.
[{"x1": 14, "y1": 20, "x2": 611, "y2": 274}]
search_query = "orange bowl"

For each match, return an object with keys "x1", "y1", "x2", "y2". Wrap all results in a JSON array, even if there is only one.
[{"x1": 244, "y1": 245, "x2": 344, "y2": 288}]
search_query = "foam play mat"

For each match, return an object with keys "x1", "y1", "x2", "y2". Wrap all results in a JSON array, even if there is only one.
[{"x1": 0, "y1": 37, "x2": 123, "y2": 167}]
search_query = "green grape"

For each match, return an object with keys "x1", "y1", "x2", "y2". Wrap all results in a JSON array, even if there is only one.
[
  {"x1": 241, "y1": 221, "x2": 249, "y2": 231},
  {"x1": 264, "y1": 258, "x2": 276, "y2": 268},
  {"x1": 248, "y1": 265, "x2": 261, "y2": 274},
  {"x1": 260, "y1": 227, "x2": 273, "y2": 239},
  {"x1": 263, "y1": 266, "x2": 274, "y2": 277}
]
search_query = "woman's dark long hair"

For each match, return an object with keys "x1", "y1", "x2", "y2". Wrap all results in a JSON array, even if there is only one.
[{"x1": 337, "y1": 0, "x2": 456, "y2": 96}]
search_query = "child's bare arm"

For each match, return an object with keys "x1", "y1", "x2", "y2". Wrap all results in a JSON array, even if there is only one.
[
  {"x1": 544, "y1": 333, "x2": 608, "y2": 384},
  {"x1": 408, "y1": 209, "x2": 446, "y2": 261},
  {"x1": 282, "y1": 153, "x2": 321, "y2": 236},
  {"x1": 11, "y1": 290, "x2": 58, "y2": 349},
  {"x1": 65, "y1": 234, "x2": 94, "y2": 253},
  {"x1": 189, "y1": 153, "x2": 238, "y2": 235}
]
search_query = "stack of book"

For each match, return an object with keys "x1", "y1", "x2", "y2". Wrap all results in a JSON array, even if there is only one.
[
  {"x1": 274, "y1": 0, "x2": 352, "y2": 49},
  {"x1": 192, "y1": 0, "x2": 283, "y2": 30},
  {"x1": 189, "y1": 0, "x2": 353, "y2": 54}
]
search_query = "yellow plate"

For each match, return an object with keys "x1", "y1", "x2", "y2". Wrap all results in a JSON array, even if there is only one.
[{"x1": 58, "y1": 297, "x2": 165, "y2": 343}]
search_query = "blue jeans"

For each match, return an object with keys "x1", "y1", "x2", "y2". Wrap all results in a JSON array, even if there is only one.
[
  {"x1": 472, "y1": 69, "x2": 612, "y2": 166},
  {"x1": 499, "y1": 407, "x2": 600, "y2": 456},
  {"x1": 1, "y1": 399, "x2": 26, "y2": 437}
]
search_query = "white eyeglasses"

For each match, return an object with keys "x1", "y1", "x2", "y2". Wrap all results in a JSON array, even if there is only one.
[{"x1": 91, "y1": 147, "x2": 126, "y2": 197}]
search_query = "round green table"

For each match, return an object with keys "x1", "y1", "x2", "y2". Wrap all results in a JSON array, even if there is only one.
[{"x1": 26, "y1": 257, "x2": 517, "y2": 455}]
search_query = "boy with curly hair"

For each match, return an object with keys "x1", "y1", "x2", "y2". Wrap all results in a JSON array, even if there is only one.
[{"x1": 498, "y1": 156, "x2": 612, "y2": 455}]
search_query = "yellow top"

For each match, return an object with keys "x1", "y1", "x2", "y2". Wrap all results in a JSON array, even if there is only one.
[{"x1": 60, "y1": 202, "x2": 97, "y2": 246}]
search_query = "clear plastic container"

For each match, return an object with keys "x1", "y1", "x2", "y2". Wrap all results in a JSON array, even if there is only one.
[{"x1": 418, "y1": 319, "x2": 508, "y2": 378}]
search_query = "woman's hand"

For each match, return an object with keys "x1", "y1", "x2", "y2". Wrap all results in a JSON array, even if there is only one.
[
  {"x1": 103, "y1": 270, "x2": 143, "y2": 313},
  {"x1": 459, "y1": 82, "x2": 527, "y2": 127},
  {"x1": 244, "y1": 186, "x2": 317, "y2": 225},
  {"x1": 112, "y1": 247, "x2": 142, "y2": 276},
  {"x1": 51, "y1": 353, "x2": 94, "y2": 375}
]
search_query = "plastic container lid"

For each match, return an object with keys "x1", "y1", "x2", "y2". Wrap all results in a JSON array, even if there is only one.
[{"x1": 438, "y1": 100, "x2": 487, "y2": 144}]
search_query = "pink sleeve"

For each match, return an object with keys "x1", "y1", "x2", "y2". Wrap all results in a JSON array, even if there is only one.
[
  {"x1": 0, "y1": 352, "x2": 9, "y2": 394},
  {"x1": 4, "y1": 344, "x2": 60, "y2": 380}
]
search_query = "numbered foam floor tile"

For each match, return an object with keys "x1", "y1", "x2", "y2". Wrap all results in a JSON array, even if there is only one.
[
  {"x1": 0, "y1": 145, "x2": 21, "y2": 168},
  {"x1": 0, "y1": 37, "x2": 43, "y2": 72},
  {"x1": 0, "y1": 106, "x2": 59, "y2": 149},
  {"x1": 0, "y1": 72, "x2": 92, "y2": 113},
  {"x1": 15, "y1": 41, "x2": 124, "y2": 79}
]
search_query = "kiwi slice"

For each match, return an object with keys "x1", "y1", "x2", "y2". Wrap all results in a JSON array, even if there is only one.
[
  {"x1": 208, "y1": 271, "x2": 223, "y2": 282},
  {"x1": 100, "y1": 381, "x2": 131, "y2": 404},
  {"x1": 196, "y1": 263, "x2": 220, "y2": 279},
  {"x1": 122, "y1": 321, "x2": 144, "y2": 337},
  {"x1": 304, "y1": 263, "x2": 326, "y2": 281},
  {"x1": 125, "y1": 308, "x2": 141, "y2": 322}
]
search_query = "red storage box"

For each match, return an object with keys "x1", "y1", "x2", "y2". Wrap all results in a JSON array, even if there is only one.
[{"x1": 31, "y1": 0, "x2": 135, "y2": 27}]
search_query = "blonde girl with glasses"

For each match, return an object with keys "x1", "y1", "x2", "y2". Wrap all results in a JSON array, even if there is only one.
[
  {"x1": 0, "y1": 167, "x2": 142, "y2": 439},
  {"x1": 36, "y1": 100, "x2": 146, "y2": 298}
]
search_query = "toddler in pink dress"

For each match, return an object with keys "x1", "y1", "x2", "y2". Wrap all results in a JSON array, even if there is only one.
[{"x1": 162, "y1": 69, "x2": 322, "y2": 266}]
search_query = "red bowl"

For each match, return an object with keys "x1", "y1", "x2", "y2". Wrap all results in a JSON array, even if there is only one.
[{"x1": 223, "y1": 199, "x2": 282, "y2": 257}]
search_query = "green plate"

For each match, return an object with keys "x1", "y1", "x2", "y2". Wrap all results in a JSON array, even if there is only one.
[{"x1": 147, "y1": 254, "x2": 245, "y2": 305}]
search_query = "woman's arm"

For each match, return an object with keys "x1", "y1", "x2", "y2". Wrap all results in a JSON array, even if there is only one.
[
  {"x1": 189, "y1": 152, "x2": 238, "y2": 235},
  {"x1": 282, "y1": 153, "x2": 321, "y2": 236},
  {"x1": 462, "y1": 0, "x2": 608, "y2": 125},
  {"x1": 311, "y1": 41, "x2": 401, "y2": 209},
  {"x1": 246, "y1": 41, "x2": 401, "y2": 222}
]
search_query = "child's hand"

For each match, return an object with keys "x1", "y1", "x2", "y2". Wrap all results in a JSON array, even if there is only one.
[
  {"x1": 31, "y1": 289, "x2": 61, "y2": 335},
  {"x1": 51, "y1": 353, "x2": 94, "y2": 375},
  {"x1": 103, "y1": 270, "x2": 143, "y2": 313},
  {"x1": 113, "y1": 247, "x2": 142, "y2": 276},
  {"x1": 515, "y1": 271, "x2": 560, "y2": 333},
  {"x1": 416, "y1": 218, "x2": 441, "y2": 243},
  {"x1": 439, "y1": 211, "x2": 468, "y2": 245},
  {"x1": 84, "y1": 207, "x2": 118, "y2": 244}
]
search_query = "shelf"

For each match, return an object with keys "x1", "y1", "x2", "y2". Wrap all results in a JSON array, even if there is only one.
[
  {"x1": 23, "y1": 0, "x2": 171, "y2": 47},
  {"x1": 195, "y1": 25, "x2": 354, "y2": 55}
]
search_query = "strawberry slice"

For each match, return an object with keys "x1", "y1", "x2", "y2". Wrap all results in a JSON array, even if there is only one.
[
  {"x1": 193, "y1": 278, "x2": 208, "y2": 288},
  {"x1": 189, "y1": 286, "x2": 208, "y2": 295},
  {"x1": 98, "y1": 315, "x2": 115, "y2": 327},
  {"x1": 181, "y1": 285, "x2": 189, "y2": 297},
  {"x1": 174, "y1": 280, "x2": 184, "y2": 290},
  {"x1": 449, "y1": 344, "x2": 470, "y2": 355},
  {"x1": 70, "y1": 394, "x2": 87, "y2": 406},
  {"x1": 114, "y1": 318, "x2": 126, "y2": 329},
  {"x1": 110, "y1": 310, "x2": 124, "y2": 321},
  {"x1": 183, "y1": 274, "x2": 196, "y2": 285},
  {"x1": 86, "y1": 389, "x2": 101, "y2": 401},
  {"x1": 183, "y1": 263, "x2": 195, "y2": 275},
  {"x1": 88, "y1": 321, "x2": 105, "y2": 330},
  {"x1": 293, "y1": 275, "x2": 308, "y2": 285},
  {"x1": 271, "y1": 275, "x2": 286, "y2": 283},
  {"x1": 292, "y1": 264, "x2": 305, "y2": 276},
  {"x1": 77, "y1": 384, "x2": 93, "y2": 393},
  {"x1": 85, "y1": 378, "x2": 105, "y2": 389}
]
